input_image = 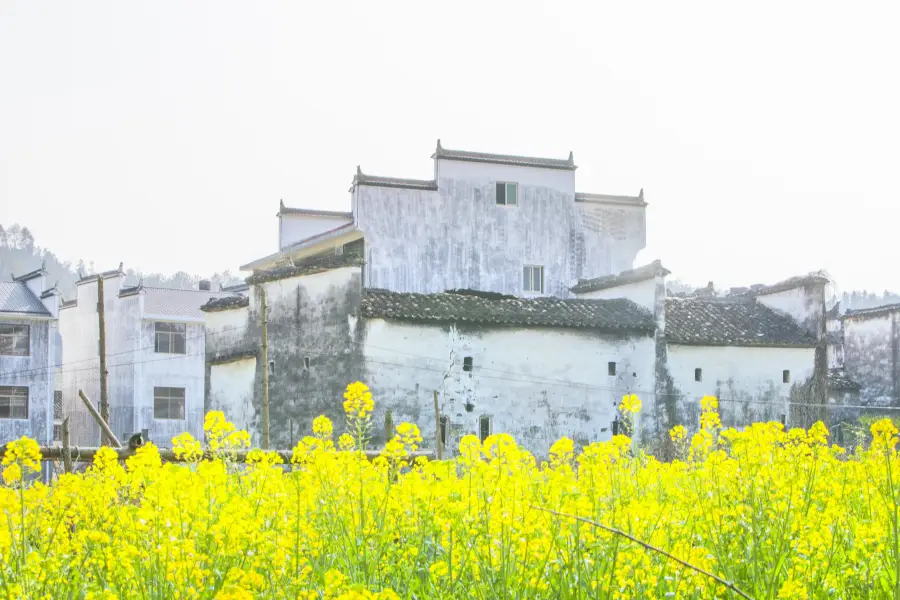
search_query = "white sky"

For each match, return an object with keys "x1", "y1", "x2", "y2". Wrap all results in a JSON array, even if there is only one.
[{"x1": 1, "y1": 1, "x2": 898, "y2": 294}]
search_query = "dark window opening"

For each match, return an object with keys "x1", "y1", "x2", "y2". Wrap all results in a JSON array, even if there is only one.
[
  {"x1": 496, "y1": 182, "x2": 518, "y2": 206},
  {"x1": 153, "y1": 387, "x2": 185, "y2": 420},
  {"x1": 479, "y1": 416, "x2": 492, "y2": 442},
  {"x1": 463, "y1": 356, "x2": 473, "y2": 372},
  {"x1": 439, "y1": 415, "x2": 449, "y2": 446},
  {"x1": 783, "y1": 370, "x2": 791, "y2": 383},
  {"x1": 303, "y1": 356, "x2": 310, "y2": 370},
  {"x1": 268, "y1": 360, "x2": 276, "y2": 376},
  {"x1": 608, "y1": 362, "x2": 616, "y2": 376},
  {"x1": 154, "y1": 322, "x2": 186, "y2": 354},
  {"x1": 0, "y1": 324, "x2": 30, "y2": 356},
  {"x1": 53, "y1": 390, "x2": 63, "y2": 420},
  {"x1": 695, "y1": 368, "x2": 702, "y2": 382},
  {"x1": 0, "y1": 386, "x2": 28, "y2": 419}
]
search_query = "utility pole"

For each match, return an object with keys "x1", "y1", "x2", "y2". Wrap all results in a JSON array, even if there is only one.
[
  {"x1": 259, "y1": 285, "x2": 270, "y2": 449},
  {"x1": 97, "y1": 276, "x2": 110, "y2": 446}
]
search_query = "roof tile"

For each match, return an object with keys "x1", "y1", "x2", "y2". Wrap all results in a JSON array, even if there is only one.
[
  {"x1": 0, "y1": 282, "x2": 50, "y2": 316},
  {"x1": 246, "y1": 253, "x2": 364, "y2": 285},
  {"x1": 571, "y1": 260, "x2": 669, "y2": 294}
]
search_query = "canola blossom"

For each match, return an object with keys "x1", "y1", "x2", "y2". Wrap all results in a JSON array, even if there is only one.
[{"x1": 2, "y1": 382, "x2": 900, "y2": 598}]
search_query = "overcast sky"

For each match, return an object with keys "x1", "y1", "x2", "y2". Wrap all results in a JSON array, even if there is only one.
[{"x1": 1, "y1": 1, "x2": 898, "y2": 293}]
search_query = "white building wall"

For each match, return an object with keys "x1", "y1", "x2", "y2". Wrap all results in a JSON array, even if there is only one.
[
  {"x1": 842, "y1": 313, "x2": 898, "y2": 406},
  {"x1": 436, "y1": 159, "x2": 576, "y2": 193},
  {"x1": 666, "y1": 344, "x2": 816, "y2": 427},
  {"x1": 0, "y1": 316, "x2": 53, "y2": 445},
  {"x1": 575, "y1": 279, "x2": 657, "y2": 312},
  {"x1": 360, "y1": 319, "x2": 656, "y2": 458},
  {"x1": 280, "y1": 215, "x2": 352, "y2": 250},
  {"x1": 756, "y1": 286, "x2": 824, "y2": 336},
  {"x1": 209, "y1": 358, "x2": 256, "y2": 432}
]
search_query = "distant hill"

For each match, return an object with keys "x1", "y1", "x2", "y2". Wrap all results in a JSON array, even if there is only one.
[{"x1": 0, "y1": 223, "x2": 243, "y2": 298}]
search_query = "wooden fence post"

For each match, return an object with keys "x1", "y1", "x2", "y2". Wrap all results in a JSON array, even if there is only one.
[{"x1": 61, "y1": 417, "x2": 73, "y2": 474}]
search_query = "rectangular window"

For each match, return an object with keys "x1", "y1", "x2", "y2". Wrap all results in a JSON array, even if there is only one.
[
  {"x1": 153, "y1": 387, "x2": 186, "y2": 420},
  {"x1": 479, "y1": 416, "x2": 492, "y2": 442},
  {"x1": 495, "y1": 182, "x2": 518, "y2": 206},
  {"x1": 0, "y1": 386, "x2": 28, "y2": 419},
  {"x1": 463, "y1": 356, "x2": 473, "y2": 372},
  {"x1": 440, "y1": 415, "x2": 449, "y2": 447},
  {"x1": 608, "y1": 362, "x2": 617, "y2": 376},
  {"x1": 523, "y1": 265, "x2": 544, "y2": 293},
  {"x1": 694, "y1": 368, "x2": 702, "y2": 382},
  {"x1": 782, "y1": 370, "x2": 791, "y2": 384},
  {"x1": 0, "y1": 324, "x2": 30, "y2": 356},
  {"x1": 154, "y1": 322, "x2": 186, "y2": 354}
]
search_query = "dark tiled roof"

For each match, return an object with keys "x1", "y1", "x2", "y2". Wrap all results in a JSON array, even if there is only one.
[
  {"x1": 222, "y1": 282, "x2": 250, "y2": 293},
  {"x1": 828, "y1": 369, "x2": 861, "y2": 392},
  {"x1": 352, "y1": 167, "x2": 438, "y2": 191},
  {"x1": 12, "y1": 265, "x2": 46, "y2": 282},
  {"x1": 0, "y1": 282, "x2": 51, "y2": 316},
  {"x1": 665, "y1": 297, "x2": 816, "y2": 347},
  {"x1": 201, "y1": 295, "x2": 250, "y2": 313},
  {"x1": 361, "y1": 289, "x2": 655, "y2": 332},
  {"x1": 571, "y1": 260, "x2": 669, "y2": 294},
  {"x1": 842, "y1": 303, "x2": 900, "y2": 321},
  {"x1": 432, "y1": 139, "x2": 576, "y2": 171},
  {"x1": 209, "y1": 349, "x2": 258, "y2": 366},
  {"x1": 246, "y1": 253, "x2": 364, "y2": 285},
  {"x1": 750, "y1": 272, "x2": 830, "y2": 296},
  {"x1": 575, "y1": 191, "x2": 646, "y2": 207},
  {"x1": 278, "y1": 200, "x2": 352, "y2": 219}
]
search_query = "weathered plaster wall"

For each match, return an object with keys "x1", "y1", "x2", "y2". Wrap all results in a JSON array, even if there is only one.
[
  {"x1": 843, "y1": 313, "x2": 899, "y2": 406},
  {"x1": 826, "y1": 316, "x2": 844, "y2": 369},
  {"x1": 0, "y1": 317, "x2": 52, "y2": 444},
  {"x1": 666, "y1": 345, "x2": 816, "y2": 429},
  {"x1": 354, "y1": 170, "x2": 645, "y2": 298},
  {"x1": 436, "y1": 159, "x2": 576, "y2": 193},
  {"x1": 756, "y1": 287, "x2": 825, "y2": 337},
  {"x1": 204, "y1": 266, "x2": 365, "y2": 447},
  {"x1": 209, "y1": 358, "x2": 256, "y2": 432},
  {"x1": 575, "y1": 279, "x2": 657, "y2": 312},
  {"x1": 134, "y1": 320, "x2": 205, "y2": 445},
  {"x1": 358, "y1": 319, "x2": 655, "y2": 459},
  {"x1": 280, "y1": 215, "x2": 352, "y2": 250}
]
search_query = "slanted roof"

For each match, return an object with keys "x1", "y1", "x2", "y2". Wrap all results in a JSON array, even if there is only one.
[
  {"x1": 842, "y1": 303, "x2": 900, "y2": 321},
  {"x1": 0, "y1": 282, "x2": 51, "y2": 316},
  {"x1": 278, "y1": 200, "x2": 352, "y2": 219},
  {"x1": 665, "y1": 297, "x2": 816, "y2": 347},
  {"x1": 750, "y1": 272, "x2": 830, "y2": 296},
  {"x1": 11, "y1": 264, "x2": 47, "y2": 283},
  {"x1": 361, "y1": 288, "x2": 655, "y2": 332},
  {"x1": 432, "y1": 139, "x2": 576, "y2": 171},
  {"x1": 828, "y1": 369, "x2": 862, "y2": 392},
  {"x1": 209, "y1": 349, "x2": 258, "y2": 365},
  {"x1": 571, "y1": 260, "x2": 669, "y2": 294},
  {"x1": 240, "y1": 223, "x2": 362, "y2": 272},
  {"x1": 201, "y1": 295, "x2": 250, "y2": 313},
  {"x1": 351, "y1": 166, "x2": 437, "y2": 191},
  {"x1": 575, "y1": 191, "x2": 646, "y2": 207},
  {"x1": 246, "y1": 253, "x2": 364, "y2": 285},
  {"x1": 76, "y1": 265, "x2": 125, "y2": 285},
  {"x1": 142, "y1": 287, "x2": 233, "y2": 320}
]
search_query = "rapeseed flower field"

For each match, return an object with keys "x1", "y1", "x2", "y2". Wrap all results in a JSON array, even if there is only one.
[{"x1": 2, "y1": 381, "x2": 900, "y2": 598}]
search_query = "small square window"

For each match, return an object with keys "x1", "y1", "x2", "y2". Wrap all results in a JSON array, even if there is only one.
[
  {"x1": 523, "y1": 265, "x2": 544, "y2": 293},
  {"x1": 0, "y1": 324, "x2": 30, "y2": 356},
  {"x1": 463, "y1": 357, "x2": 473, "y2": 372},
  {"x1": 783, "y1": 370, "x2": 791, "y2": 383},
  {"x1": 608, "y1": 362, "x2": 616, "y2": 376},
  {"x1": 153, "y1": 387, "x2": 185, "y2": 420},
  {"x1": 479, "y1": 415, "x2": 492, "y2": 442},
  {"x1": 496, "y1": 182, "x2": 518, "y2": 206},
  {"x1": 694, "y1": 368, "x2": 702, "y2": 382},
  {"x1": 154, "y1": 322, "x2": 186, "y2": 354},
  {"x1": 0, "y1": 386, "x2": 28, "y2": 419}
]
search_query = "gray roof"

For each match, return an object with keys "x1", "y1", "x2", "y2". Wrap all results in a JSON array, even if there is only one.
[
  {"x1": 828, "y1": 369, "x2": 861, "y2": 392},
  {"x1": 143, "y1": 287, "x2": 233, "y2": 320},
  {"x1": 432, "y1": 139, "x2": 576, "y2": 171},
  {"x1": 575, "y1": 191, "x2": 646, "y2": 207},
  {"x1": 571, "y1": 260, "x2": 669, "y2": 294},
  {"x1": 665, "y1": 297, "x2": 816, "y2": 347},
  {"x1": 0, "y1": 282, "x2": 51, "y2": 316},
  {"x1": 12, "y1": 266, "x2": 47, "y2": 282},
  {"x1": 201, "y1": 295, "x2": 250, "y2": 313},
  {"x1": 842, "y1": 303, "x2": 900, "y2": 321},
  {"x1": 246, "y1": 253, "x2": 364, "y2": 285},
  {"x1": 749, "y1": 272, "x2": 830, "y2": 296},
  {"x1": 278, "y1": 200, "x2": 352, "y2": 219},
  {"x1": 352, "y1": 167, "x2": 437, "y2": 191},
  {"x1": 361, "y1": 288, "x2": 655, "y2": 332}
]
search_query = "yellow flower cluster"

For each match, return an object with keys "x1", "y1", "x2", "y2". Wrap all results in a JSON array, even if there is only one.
[
  {"x1": 343, "y1": 381, "x2": 374, "y2": 420},
  {"x1": 3, "y1": 386, "x2": 900, "y2": 598}
]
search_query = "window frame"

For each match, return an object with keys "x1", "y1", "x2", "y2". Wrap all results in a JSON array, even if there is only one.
[
  {"x1": 153, "y1": 386, "x2": 186, "y2": 420},
  {"x1": 154, "y1": 322, "x2": 187, "y2": 355},
  {"x1": 0, "y1": 323, "x2": 30, "y2": 357},
  {"x1": 0, "y1": 386, "x2": 29, "y2": 420},
  {"x1": 523, "y1": 265, "x2": 544, "y2": 294},
  {"x1": 479, "y1": 415, "x2": 493, "y2": 443},
  {"x1": 495, "y1": 181, "x2": 519, "y2": 206}
]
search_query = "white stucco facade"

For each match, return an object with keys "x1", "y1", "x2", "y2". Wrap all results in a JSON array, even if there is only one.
[
  {"x1": 280, "y1": 214, "x2": 352, "y2": 250},
  {"x1": 209, "y1": 357, "x2": 256, "y2": 432}
]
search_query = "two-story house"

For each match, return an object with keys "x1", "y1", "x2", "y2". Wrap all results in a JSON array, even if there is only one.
[
  {"x1": 0, "y1": 265, "x2": 60, "y2": 445},
  {"x1": 58, "y1": 267, "x2": 232, "y2": 446}
]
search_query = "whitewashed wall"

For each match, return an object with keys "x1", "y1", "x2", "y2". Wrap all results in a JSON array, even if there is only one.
[
  {"x1": 359, "y1": 319, "x2": 656, "y2": 459},
  {"x1": 354, "y1": 166, "x2": 645, "y2": 298},
  {"x1": 0, "y1": 316, "x2": 53, "y2": 444},
  {"x1": 574, "y1": 279, "x2": 657, "y2": 312},
  {"x1": 280, "y1": 214, "x2": 352, "y2": 250},
  {"x1": 843, "y1": 313, "x2": 898, "y2": 406},
  {"x1": 209, "y1": 357, "x2": 256, "y2": 432},
  {"x1": 666, "y1": 345, "x2": 816, "y2": 428},
  {"x1": 756, "y1": 286, "x2": 824, "y2": 336}
]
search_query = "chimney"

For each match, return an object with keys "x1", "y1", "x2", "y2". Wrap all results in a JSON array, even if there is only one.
[{"x1": 199, "y1": 280, "x2": 211, "y2": 291}]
